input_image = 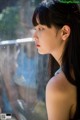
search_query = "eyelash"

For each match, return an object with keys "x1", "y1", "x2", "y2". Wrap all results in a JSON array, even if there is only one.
[
  {"x1": 34, "y1": 27, "x2": 45, "y2": 32},
  {"x1": 38, "y1": 27, "x2": 44, "y2": 31}
]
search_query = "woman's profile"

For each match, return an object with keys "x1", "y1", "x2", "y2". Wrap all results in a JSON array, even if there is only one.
[{"x1": 32, "y1": 0, "x2": 80, "y2": 120}]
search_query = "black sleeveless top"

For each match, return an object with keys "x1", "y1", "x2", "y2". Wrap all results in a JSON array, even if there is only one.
[{"x1": 54, "y1": 68, "x2": 78, "y2": 120}]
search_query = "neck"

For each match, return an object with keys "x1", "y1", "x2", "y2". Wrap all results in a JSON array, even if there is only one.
[
  {"x1": 51, "y1": 44, "x2": 64, "y2": 67},
  {"x1": 52, "y1": 52, "x2": 61, "y2": 66}
]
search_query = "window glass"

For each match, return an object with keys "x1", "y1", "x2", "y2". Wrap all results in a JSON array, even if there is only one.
[{"x1": 0, "y1": 1, "x2": 49, "y2": 120}]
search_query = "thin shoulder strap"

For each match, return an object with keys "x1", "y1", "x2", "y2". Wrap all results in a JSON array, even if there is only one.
[{"x1": 54, "y1": 67, "x2": 62, "y2": 76}]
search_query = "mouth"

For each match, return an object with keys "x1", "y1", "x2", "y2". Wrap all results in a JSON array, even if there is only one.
[
  {"x1": 36, "y1": 44, "x2": 40, "y2": 47},
  {"x1": 35, "y1": 43, "x2": 40, "y2": 47}
]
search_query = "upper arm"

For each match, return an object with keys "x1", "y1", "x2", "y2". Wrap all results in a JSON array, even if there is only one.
[{"x1": 46, "y1": 77, "x2": 71, "y2": 120}]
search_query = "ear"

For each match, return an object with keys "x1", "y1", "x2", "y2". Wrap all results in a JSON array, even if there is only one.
[{"x1": 61, "y1": 25, "x2": 71, "y2": 41}]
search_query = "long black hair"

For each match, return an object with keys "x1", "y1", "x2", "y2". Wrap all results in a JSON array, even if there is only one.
[{"x1": 32, "y1": 0, "x2": 80, "y2": 119}]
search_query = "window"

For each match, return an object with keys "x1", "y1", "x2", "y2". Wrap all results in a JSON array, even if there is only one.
[{"x1": 0, "y1": 1, "x2": 49, "y2": 120}]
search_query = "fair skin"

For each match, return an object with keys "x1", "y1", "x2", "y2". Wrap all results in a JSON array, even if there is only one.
[
  {"x1": 33, "y1": 23, "x2": 76, "y2": 120},
  {"x1": 33, "y1": 24, "x2": 70, "y2": 65}
]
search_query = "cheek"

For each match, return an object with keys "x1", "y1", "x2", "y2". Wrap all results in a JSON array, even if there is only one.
[
  {"x1": 40, "y1": 39, "x2": 52, "y2": 53},
  {"x1": 42, "y1": 37, "x2": 58, "y2": 52},
  {"x1": 37, "y1": 31, "x2": 42, "y2": 37},
  {"x1": 38, "y1": 31, "x2": 57, "y2": 48}
]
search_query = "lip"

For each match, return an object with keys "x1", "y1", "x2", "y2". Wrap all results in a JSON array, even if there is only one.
[{"x1": 36, "y1": 44, "x2": 40, "y2": 47}]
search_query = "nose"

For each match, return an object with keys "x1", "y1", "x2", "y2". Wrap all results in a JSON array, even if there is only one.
[{"x1": 33, "y1": 30, "x2": 38, "y2": 41}]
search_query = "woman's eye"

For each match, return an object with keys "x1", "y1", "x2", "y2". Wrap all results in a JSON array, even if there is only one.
[{"x1": 38, "y1": 27, "x2": 44, "y2": 31}]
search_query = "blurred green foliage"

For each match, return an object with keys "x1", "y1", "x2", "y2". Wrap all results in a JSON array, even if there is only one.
[
  {"x1": 0, "y1": 6, "x2": 20, "y2": 40},
  {"x1": 59, "y1": 0, "x2": 80, "y2": 3},
  {"x1": 35, "y1": 0, "x2": 42, "y2": 5}
]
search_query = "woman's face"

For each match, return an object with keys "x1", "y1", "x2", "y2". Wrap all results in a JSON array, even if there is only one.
[{"x1": 33, "y1": 23, "x2": 62, "y2": 55}]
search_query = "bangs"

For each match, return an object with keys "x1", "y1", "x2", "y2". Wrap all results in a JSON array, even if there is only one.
[
  {"x1": 32, "y1": 1, "x2": 66, "y2": 28},
  {"x1": 32, "y1": 4, "x2": 51, "y2": 27}
]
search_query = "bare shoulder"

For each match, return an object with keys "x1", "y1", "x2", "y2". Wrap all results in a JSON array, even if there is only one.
[
  {"x1": 46, "y1": 71, "x2": 77, "y2": 120},
  {"x1": 46, "y1": 70, "x2": 76, "y2": 93}
]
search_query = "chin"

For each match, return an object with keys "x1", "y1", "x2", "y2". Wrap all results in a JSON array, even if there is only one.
[{"x1": 38, "y1": 50, "x2": 48, "y2": 55}]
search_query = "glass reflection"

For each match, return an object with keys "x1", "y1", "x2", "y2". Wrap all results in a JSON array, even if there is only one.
[
  {"x1": 0, "y1": 41, "x2": 48, "y2": 120},
  {"x1": 0, "y1": 0, "x2": 48, "y2": 119}
]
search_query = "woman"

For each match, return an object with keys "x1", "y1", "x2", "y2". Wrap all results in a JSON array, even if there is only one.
[{"x1": 32, "y1": 0, "x2": 80, "y2": 120}]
